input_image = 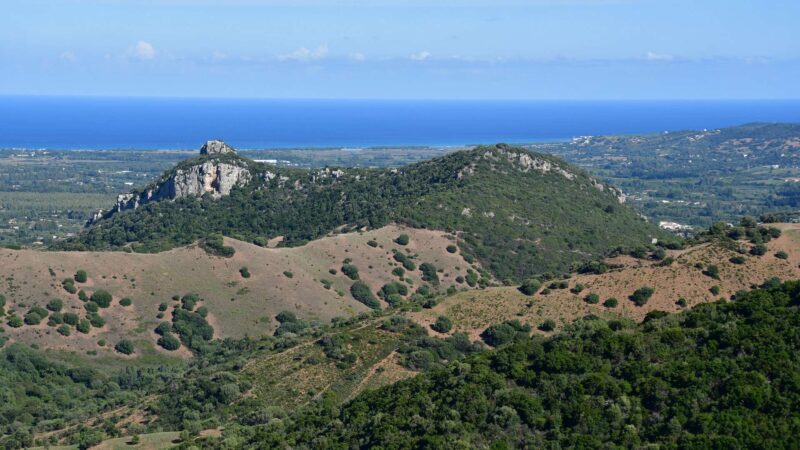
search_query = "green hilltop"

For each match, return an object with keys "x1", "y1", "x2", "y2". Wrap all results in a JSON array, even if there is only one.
[{"x1": 65, "y1": 143, "x2": 665, "y2": 281}]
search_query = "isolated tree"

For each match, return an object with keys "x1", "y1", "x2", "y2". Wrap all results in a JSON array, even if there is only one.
[
  {"x1": 115, "y1": 339, "x2": 135, "y2": 355},
  {"x1": 431, "y1": 315, "x2": 453, "y2": 333},
  {"x1": 90, "y1": 290, "x2": 112, "y2": 308},
  {"x1": 518, "y1": 278, "x2": 542, "y2": 296},
  {"x1": 74, "y1": 270, "x2": 88, "y2": 283}
]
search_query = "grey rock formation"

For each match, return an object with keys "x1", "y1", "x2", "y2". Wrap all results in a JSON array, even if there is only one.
[
  {"x1": 200, "y1": 140, "x2": 236, "y2": 156},
  {"x1": 90, "y1": 141, "x2": 251, "y2": 224}
]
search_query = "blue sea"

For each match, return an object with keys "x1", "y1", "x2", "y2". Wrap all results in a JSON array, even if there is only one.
[{"x1": 1, "y1": 96, "x2": 799, "y2": 150}]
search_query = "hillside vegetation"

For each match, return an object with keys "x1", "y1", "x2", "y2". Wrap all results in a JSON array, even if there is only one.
[
  {"x1": 66, "y1": 144, "x2": 664, "y2": 280},
  {"x1": 203, "y1": 280, "x2": 800, "y2": 449},
  {"x1": 0, "y1": 225, "x2": 473, "y2": 354}
]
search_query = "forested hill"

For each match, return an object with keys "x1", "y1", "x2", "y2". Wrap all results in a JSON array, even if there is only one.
[
  {"x1": 64, "y1": 143, "x2": 665, "y2": 280},
  {"x1": 211, "y1": 281, "x2": 800, "y2": 449}
]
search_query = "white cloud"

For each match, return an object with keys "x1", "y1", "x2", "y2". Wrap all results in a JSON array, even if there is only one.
[
  {"x1": 349, "y1": 52, "x2": 367, "y2": 62},
  {"x1": 409, "y1": 51, "x2": 431, "y2": 61},
  {"x1": 59, "y1": 51, "x2": 77, "y2": 63},
  {"x1": 277, "y1": 44, "x2": 329, "y2": 62},
  {"x1": 645, "y1": 51, "x2": 673, "y2": 61},
  {"x1": 133, "y1": 41, "x2": 157, "y2": 60}
]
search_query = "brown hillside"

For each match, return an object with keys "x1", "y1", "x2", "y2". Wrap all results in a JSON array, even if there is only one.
[
  {"x1": 0, "y1": 225, "x2": 476, "y2": 358},
  {"x1": 412, "y1": 223, "x2": 800, "y2": 339}
]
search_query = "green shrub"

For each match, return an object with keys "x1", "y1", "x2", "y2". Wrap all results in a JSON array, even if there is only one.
[
  {"x1": 379, "y1": 282, "x2": 408, "y2": 300},
  {"x1": 395, "y1": 234, "x2": 410, "y2": 246},
  {"x1": 57, "y1": 324, "x2": 71, "y2": 336},
  {"x1": 710, "y1": 285, "x2": 721, "y2": 295},
  {"x1": 431, "y1": 316, "x2": 453, "y2": 333},
  {"x1": 7, "y1": 315, "x2": 23, "y2": 328},
  {"x1": 538, "y1": 319, "x2": 556, "y2": 332},
  {"x1": 88, "y1": 313, "x2": 105, "y2": 328},
  {"x1": 518, "y1": 278, "x2": 542, "y2": 296},
  {"x1": 729, "y1": 255, "x2": 746, "y2": 265},
  {"x1": 158, "y1": 302, "x2": 168, "y2": 312},
  {"x1": 76, "y1": 320, "x2": 91, "y2": 334},
  {"x1": 24, "y1": 311, "x2": 44, "y2": 326},
  {"x1": 252, "y1": 236, "x2": 268, "y2": 247},
  {"x1": 703, "y1": 265, "x2": 720, "y2": 280},
  {"x1": 120, "y1": 297, "x2": 133, "y2": 307},
  {"x1": 172, "y1": 309, "x2": 214, "y2": 352},
  {"x1": 62, "y1": 279, "x2": 77, "y2": 294},
  {"x1": 48, "y1": 312, "x2": 63, "y2": 326},
  {"x1": 775, "y1": 251, "x2": 789, "y2": 260},
  {"x1": 63, "y1": 312, "x2": 79, "y2": 326},
  {"x1": 603, "y1": 297, "x2": 619, "y2": 308},
  {"x1": 74, "y1": 270, "x2": 88, "y2": 283},
  {"x1": 751, "y1": 244, "x2": 768, "y2": 256},
  {"x1": 283, "y1": 271, "x2": 293, "y2": 279},
  {"x1": 676, "y1": 298, "x2": 688, "y2": 307},
  {"x1": 239, "y1": 267, "x2": 251, "y2": 278},
  {"x1": 158, "y1": 332, "x2": 181, "y2": 351},
  {"x1": 420, "y1": 263, "x2": 439, "y2": 285},
  {"x1": 84, "y1": 302, "x2": 99, "y2": 313},
  {"x1": 393, "y1": 252, "x2": 416, "y2": 271},
  {"x1": 446, "y1": 245, "x2": 457, "y2": 253},
  {"x1": 46, "y1": 299, "x2": 63, "y2": 312},
  {"x1": 276, "y1": 311, "x2": 298, "y2": 323},
  {"x1": 155, "y1": 322, "x2": 172, "y2": 335},
  {"x1": 90, "y1": 290, "x2": 113, "y2": 308},
  {"x1": 200, "y1": 234, "x2": 235, "y2": 257},
  {"x1": 481, "y1": 321, "x2": 530, "y2": 347},
  {"x1": 385, "y1": 293, "x2": 405, "y2": 307},
  {"x1": 392, "y1": 267, "x2": 405, "y2": 277},
  {"x1": 181, "y1": 293, "x2": 199, "y2": 311},
  {"x1": 367, "y1": 240, "x2": 378, "y2": 248},
  {"x1": 570, "y1": 283, "x2": 585, "y2": 294},
  {"x1": 584, "y1": 293, "x2": 600, "y2": 304},
  {"x1": 630, "y1": 286, "x2": 655, "y2": 306},
  {"x1": 350, "y1": 282, "x2": 381, "y2": 309},
  {"x1": 341, "y1": 264, "x2": 359, "y2": 280},
  {"x1": 114, "y1": 339, "x2": 135, "y2": 355},
  {"x1": 465, "y1": 271, "x2": 478, "y2": 287}
]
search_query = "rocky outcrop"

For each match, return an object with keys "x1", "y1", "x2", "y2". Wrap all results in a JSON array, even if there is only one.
[
  {"x1": 200, "y1": 140, "x2": 236, "y2": 156},
  {"x1": 90, "y1": 141, "x2": 251, "y2": 224}
]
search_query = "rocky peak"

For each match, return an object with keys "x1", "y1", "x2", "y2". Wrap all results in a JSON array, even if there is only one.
[
  {"x1": 200, "y1": 140, "x2": 236, "y2": 156},
  {"x1": 89, "y1": 140, "x2": 252, "y2": 225}
]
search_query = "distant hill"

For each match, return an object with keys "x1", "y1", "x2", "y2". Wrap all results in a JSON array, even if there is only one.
[
  {"x1": 65, "y1": 141, "x2": 665, "y2": 281},
  {"x1": 537, "y1": 122, "x2": 800, "y2": 227}
]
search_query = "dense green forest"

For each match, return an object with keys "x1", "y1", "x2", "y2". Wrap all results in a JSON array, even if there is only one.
[
  {"x1": 63, "y1": 144, "x2": 664, "y2": 281},
  {"x1": 195, "y1": 280, "x2": 800, "y2": 449}
]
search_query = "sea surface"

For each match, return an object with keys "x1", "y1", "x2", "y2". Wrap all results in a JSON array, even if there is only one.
[{"x1": 1, "y1": 96, "x2": 799, "y2": 150}]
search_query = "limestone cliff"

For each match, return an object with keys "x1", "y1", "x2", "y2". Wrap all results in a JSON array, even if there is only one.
[{"x1": 91, "y1": 141, "x2": 252, "y2": 223}]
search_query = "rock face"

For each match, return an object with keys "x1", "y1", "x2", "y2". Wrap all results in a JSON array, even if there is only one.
[
  {"x1": 91, "y1": 141, "x2": 251, "y2": 223},
  {"x1": 200, "y1": 140, "x2": 236, "y2": 156}
]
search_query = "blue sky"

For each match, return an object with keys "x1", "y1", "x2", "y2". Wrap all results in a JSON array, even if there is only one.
[{"x1": 2, "y1": 0, "x2": 799, "y2": 99}]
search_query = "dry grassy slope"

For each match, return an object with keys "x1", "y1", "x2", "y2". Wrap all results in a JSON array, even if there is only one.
[
  {"x1": 412, "y1": 223, "x2": 800, "y2": 339},
  {"x1": 243, "y1": 316, "x2": 417, "y2": 412},
  {"x1": 0, "y1": 225, "x2": 476, "y2": 358}
]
